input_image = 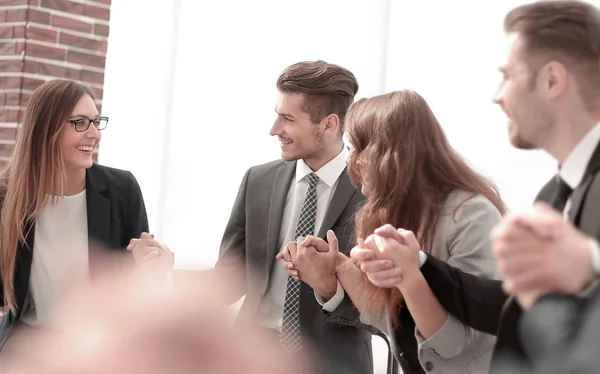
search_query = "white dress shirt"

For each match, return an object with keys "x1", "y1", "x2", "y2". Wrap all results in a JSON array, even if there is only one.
[
  {"x1": 257, "y1": 147, "x2": 349, "y2": 330},
  {"x1": 559, "y1": 121, "x2": 600, "y2": 276}
]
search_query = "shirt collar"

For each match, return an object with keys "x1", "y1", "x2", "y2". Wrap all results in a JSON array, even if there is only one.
[
  {"x1": 560, "y1": 122, "x2": 600, "y2": 189},
  {"x1": 295, "y1": 147, "x2": 349, "y2": 187}
]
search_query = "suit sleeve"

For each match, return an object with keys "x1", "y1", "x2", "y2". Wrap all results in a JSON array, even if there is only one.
[
  {"x1": 125, "y1": 171, "x2": 150, "y2": 242},
  {"x1": 416, "y1": 196, "x2": 501, "y2": 358},
  {"x1": 208, "y1": 169, "x2": 250, "y2": 304},
  {"x1": 322, "y1": 231, "x2": 378, "y2": 332},
  {"x1": 420, "y1": 253, "x2": 507, "y2": 335}
]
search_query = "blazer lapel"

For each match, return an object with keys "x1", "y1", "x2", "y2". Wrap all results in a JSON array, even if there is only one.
[
  {"x1": 85, "y1": 165, "x2": 111, "y2": 249},
  {"x1": 14, "y1": 222, "x2": 35, "y2": 318},
  {"x1": 317, "y1": 168, "x2": 356, "y2": 238},
  {"x1": 568, "y1": 141, "x2": 600, "y2": 224},
  {"x1": 266, "y1": 162, "x2": 295, "y2": 276}
]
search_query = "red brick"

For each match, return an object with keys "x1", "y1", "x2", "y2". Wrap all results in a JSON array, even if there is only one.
[
  {"x1": 37, "y1": 62, "x2": 65, "y2": 77},
  {"x1": 0, "y1": 26, "x2": 13, "y2": 39},
  {"x1": 67, "y1": 50, "x2": 105, "y2": 69},
  {"x1": 13, "y1": 25, "x2": 25, "y2": 38},
  {"x1": 40, "y1": 0, "x2": 83, "y2": 14},
  {"x1": 0, "y1": 42, "x2": 16, "y2": 56},
  {"x1": 28, "y1": 9, "x2": 51, "y2": 25},
  {"x1": 22, "y1": 59, "x2": 38, "y2": 74},
  {"x1": 52, "y1": 15, "x2": 92, "y2": 33},
  {"x1": 27, "y1": 43, "x2": 66, "y2": 61},
  {"x1": 6, "y1": 8, "x2": 26, "y2": 22},
  {"x1": 0, "y1": 0, "x2": 28, "y2": 5},
  {"x1": 90, "y1": 87, "x2": 103, "y2": 100},
  {"x1": 81, "y1": 69, "x2": 103, "y2": 84},
  {"x1": 18, "y1": 92, "x2": 30, "y2": 107},
  {"x1": 60, "y1": 32, "x2": 102, "y2": 51},
  {"x1": 94, "y1": 23, "x2": 109, "y2": 37},
  {"x1": 0, "y1": 76, "x2": 22, "y2": 90},
  {"x1": 34, "y1": 63, "x2": 81, "y2": 81},
  {"x1": 21, "y1": 77, "x2": 46, "y2": 91},
  {"x1": 0, "y1": 59, "x2": 23, "y2": 73},
  {"x1": 0, "y1": 93, "x2": 5, "y2": 106},
  {"x1": 26, "y1": 25, "x2": 58, "y2": 43},
  {"x1": 92, "y1": 0, "x2": 110, "y2": 5},
  {"x1": 6, "y1": 109, "x2": 24, "y2": 123},
  {"x1": 83, "y1": 4, "x2": 110, "y2": 21},
  {"x1": 0, "y1": 11, "x2": 5, "y2": 23},
  {"x1": 0, "y1": 144, "x2": 15, "y2": 158},
  {"x1": 0, "y1": 127, "x2": 18, "y2": 139},
  {"x1": 5, "y1": 92, "x2": 22, "y2": 106}
]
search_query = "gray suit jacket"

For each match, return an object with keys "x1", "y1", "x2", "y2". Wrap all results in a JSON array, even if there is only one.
[
  {"x1": 362, "y1": 191, "x2": 500, "y2": 374},
  {"x1": 492, "y1": 140, "x2": 600, "y2": 374},
  {"x1": 215, "y1": 159, "x2": 373, "y2": 374}
]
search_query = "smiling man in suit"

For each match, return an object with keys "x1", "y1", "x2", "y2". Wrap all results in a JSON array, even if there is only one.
[
  {"x1": 351, "y1": 1, "x2": 600, "y2": 373},
  {"x1": 213, "y1": 61, "x2": 372, "y2": 374}
]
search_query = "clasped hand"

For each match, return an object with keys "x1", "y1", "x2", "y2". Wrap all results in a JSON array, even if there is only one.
[{"x1": 127, "y1": 232, "x2": 175, "y2": 272}]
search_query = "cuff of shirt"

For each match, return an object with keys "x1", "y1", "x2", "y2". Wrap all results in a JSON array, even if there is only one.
[
  {"x1": 418, "y1": 251, "x2": 427, "y2": 267},
  {"x1": 415, "y1": 313, "x2": 471, "y2": 359},
  {"x1": 579, "y1": 239, "x2": 600, "y2": 297},
  {"x1": 314, "y1": 281, "x2": 345, "y2": 312}
]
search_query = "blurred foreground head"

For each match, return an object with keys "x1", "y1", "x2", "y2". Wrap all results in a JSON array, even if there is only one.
[{"x1": 2, "y1": 247, "x2": 307, "y2": 374}]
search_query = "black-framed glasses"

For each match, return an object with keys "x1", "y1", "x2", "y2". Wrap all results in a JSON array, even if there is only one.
[{"x1": 66, "y1": 116, "x2": 109, "y2": 132}]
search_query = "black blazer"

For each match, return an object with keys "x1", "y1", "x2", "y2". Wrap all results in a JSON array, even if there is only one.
[
  {"x1": 216, "y1": 159, "x2": 373, "y2": 374},
  {"x1": 417, "y1": 140, "x2": 600, "y2": 372},
  {"x1": 0, "y1": 163, "x2": 149, "y2": 347}
]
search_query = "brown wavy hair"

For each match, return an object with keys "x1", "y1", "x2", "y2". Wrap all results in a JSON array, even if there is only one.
[
  {"x1": 346, "y1": 90, "x2": 506, "y2": 323},
  {"x1": 0, "y1": 79, "x2": 94, "y2": 313}
]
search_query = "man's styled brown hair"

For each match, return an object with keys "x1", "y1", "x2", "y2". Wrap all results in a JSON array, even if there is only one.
[
  {"x1": 346, "y1": 90, "x2": 507, "y2": 324},
  {"x1": 276, "y1": 60, "x2": 359, "y2": 133},
  {"x1": 505, "y1": 0, "x2": 600, "y2": 104}
]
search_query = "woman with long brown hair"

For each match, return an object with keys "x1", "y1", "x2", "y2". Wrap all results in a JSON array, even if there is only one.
[
  {"x1": 282, "y1": 90, "x2": 505, "y2": 373},
  {"x1": 0, "y1": 79, "x2": 163, "y2": 360}
]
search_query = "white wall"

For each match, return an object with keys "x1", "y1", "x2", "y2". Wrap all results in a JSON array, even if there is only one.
[{"x1": 99, "y1": 0, "x2": 181, "y2": 234}]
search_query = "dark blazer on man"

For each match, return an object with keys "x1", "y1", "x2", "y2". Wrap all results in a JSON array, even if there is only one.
[
  {"x1": 0, "y1": 163, "x2": 149, "y2": 348},
  {"x1": 215, "y1": 159, "x2": 372, "y2": 374},
  {"x1": 416, "y1": 141, "x2": 600, "y2": 372}
]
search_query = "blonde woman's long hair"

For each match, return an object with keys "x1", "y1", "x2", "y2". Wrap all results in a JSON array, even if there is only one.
[{"x1": 0, "y1": 79, "x2": 94, "y2": 313}]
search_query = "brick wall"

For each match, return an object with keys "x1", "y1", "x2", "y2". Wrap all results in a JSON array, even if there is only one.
[{"x1": 0, "y1": 0, "x2": 111, "y2": 164}]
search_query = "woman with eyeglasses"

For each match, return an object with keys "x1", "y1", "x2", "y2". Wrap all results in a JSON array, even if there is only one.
[{"x1": 0, "y1": 79, "x2": 153, "y2": 360}]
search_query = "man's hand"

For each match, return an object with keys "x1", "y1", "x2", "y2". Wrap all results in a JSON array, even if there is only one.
[
  {"x1": 492, "y1": 202, "x2": 595, "y2": 302},
  {"x1": 276, "y1": 231, "x2": 339, "y2": 301},
  {"x1": 350, "y1": 224, "x2": 422, "y2": 288},
  {"x1": 127, "y1": 233, "x2": 174, "y2": 272}
]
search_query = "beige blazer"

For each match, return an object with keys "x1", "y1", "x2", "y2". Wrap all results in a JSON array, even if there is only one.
[{"x1": 361, "y1": 190, "x2": 501, "y2": 374}]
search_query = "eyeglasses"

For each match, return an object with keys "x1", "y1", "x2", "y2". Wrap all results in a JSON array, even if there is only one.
[{"x1": 66, "y1": 116, "x2": 109, "y2": 132}]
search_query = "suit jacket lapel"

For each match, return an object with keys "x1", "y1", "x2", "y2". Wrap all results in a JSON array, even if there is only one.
[
  {"x1": 266, "y1": 162, "x2": 295, "y2": 276},
  {"x1": 568, "y1": 141, "x2": 600, "y2": 224},
  {"x1": 85, "y1": 165, "x2": 111, "y2": 249},
  {"x1": 317, "y1": 168, "x2": 356, "y2": 238},
  {"x1": 14, "y1": 222, "x2": 35, "y2": 318}
]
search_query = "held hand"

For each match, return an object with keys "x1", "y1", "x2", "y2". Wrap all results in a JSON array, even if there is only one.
[
  {"x1": 277, "y1": 231, "x2": 340, "y2": 300},
  {"x1": 492, "y1": 203, "x2": 594, "y2": 296},
  {"x1": 127, "y1": 233, "x2": 174, "y2": 272},
  {"x1": 277, "y1": 241, "x2": 301, "y2": 281},
  {"x1": 350, "y1": 236, "x2": 403, "y2": 288},
  {"x1": 373, "y1": 228, "x2": 421, "y2": 276}
]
